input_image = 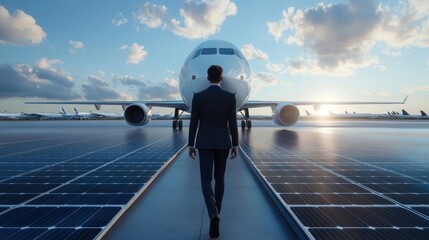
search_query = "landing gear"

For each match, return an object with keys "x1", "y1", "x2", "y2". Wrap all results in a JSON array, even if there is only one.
[
  {"x1": 241, "y1": 120, "x2": 252, "y2": 129},
  {"x1": 240, "y1": 108, "x2": 252, "y2": 129},
  {"x1": 172, "y1": 120, "x2": 183, "y2": 129},
  {"x1": 172, "y1": 108, "x2": 184, "y2": 129}
]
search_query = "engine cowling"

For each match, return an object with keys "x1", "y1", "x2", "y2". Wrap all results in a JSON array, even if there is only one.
[
  {"x1": 124, "y1": 103, "x2": 151, "y2": 126},
  {"x1": 272, "y1": 103, "x2": 300, "y2": 126}
]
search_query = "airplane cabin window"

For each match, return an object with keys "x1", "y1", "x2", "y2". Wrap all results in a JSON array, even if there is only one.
[
  {"x1": 201, "y1": 48, "x2": 217, "y2": 55},
  {"x1": 191, "y1": 49, "x2": 202, "y2": 59},
  {"x1": 219, "y1": 48, "x2": 235, "y2": 55}
]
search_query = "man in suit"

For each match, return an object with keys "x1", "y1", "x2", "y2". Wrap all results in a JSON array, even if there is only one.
[{"x1": 188, "y1": 65, "x2": 239, "y2": 239}]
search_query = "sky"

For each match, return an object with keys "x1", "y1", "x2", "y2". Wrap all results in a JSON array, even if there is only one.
[{"x1": 0, "y1": 0, "x2": 428, "y2": 116}]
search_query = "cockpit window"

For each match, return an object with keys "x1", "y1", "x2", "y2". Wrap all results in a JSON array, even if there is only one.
[
  {"x1": 234, "y1": 49, "x2": 246, "y2": 60},
  {"x1": 191, "y1": 49, "x2": 201, "y2": 59},
  {"x1": 201, "y1": 48, "x2": 217, "y2": 55},
  {"x1": 219, "y1": 48, "x2": 235, "y2": 55}
]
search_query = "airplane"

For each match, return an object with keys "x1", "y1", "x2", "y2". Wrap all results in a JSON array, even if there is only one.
[
  {"x1": 0, "y1": 111, "x2": 39, "y2": 120},
  {"x1": 401, "y1": 109, "x2": 429, "y2": 119},
  {"x1": 328, "y1": 111, "x2": 379, "y2": 119},
  {"x1": 24, "y1": 108, "x2": 70, "y2": 120},
  {"x1": 26, "y1": 39, "x2": 407, "y2": 129},
  {"x1": 73, "y1": 107, "x2": 99, "y2": 119},
  {"x1": 74, "y1": 107, "x2": 123, "y2": 119}
]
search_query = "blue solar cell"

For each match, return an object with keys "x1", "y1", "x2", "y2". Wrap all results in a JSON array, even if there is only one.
[
  {"x1": 60, "y1": 228, "x2": 102, "y2": 240},
  {"x1": 3, "y1": 228, "x2": 47, "y2": 240},
  {"x1": 0, "y1": 194, "x2": 38, "y2": 204},
  {"x1": 82, "y1": 207, "x2": 121, "y2": 227},
  {"x1": 36, "y1": 228, "x2": 75, "y2": 240},
  {"x1": 56, "y1": 207, "x2": 100, "y2": 227}
]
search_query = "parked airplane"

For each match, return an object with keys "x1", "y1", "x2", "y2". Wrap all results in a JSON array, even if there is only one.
[
  {"x1": 73, "y1": 107, "x2": 122, "y2": 119},
  {"x1": 26, "y1": 40, "x2": 407, "y2": 128},
  {"x1": 73, "y1": 108, "x2": 98, "y2": 119},
  {"x1": 0, "y1": 112, "x2": 38, "y2": 120},
  {"x1": 24, "y1": 108, "x2": 70, "y2": 119},
  {"x1": 401, "y1": 109, "x2": 429, "y2": 119},
  {"x1": 329, "y1": 111, "x2": 379, "y2": 119}
]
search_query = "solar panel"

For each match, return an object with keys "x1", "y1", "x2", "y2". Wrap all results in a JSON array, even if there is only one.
[
  {"x1": 0, "y1": 123, "x2": 187, "y2": 240},
  {"x1": 240, "y1": 127, "x2": 429, "y2": 240}
]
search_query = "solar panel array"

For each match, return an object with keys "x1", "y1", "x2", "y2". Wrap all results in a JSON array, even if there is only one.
[
  {"x1": 240, "y1": 128, "x2": 429, "y2": 240},
  {"x1": 0, "y1": 123, "x2": 186, "y2": 240}
]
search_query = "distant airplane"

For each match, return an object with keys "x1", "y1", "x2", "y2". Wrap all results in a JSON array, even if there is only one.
[
  {"x1": 26, "y1": 40, "x2": 407, "y2": 128},
  {"x1": 73, "y1": 107, "x2": 122, "y2": 119},
  {"x1": 25, "y1": 108, "x2": 69, "y2": 119},
  {"x1": 0, "y1": 111, "x2": 38, "y2": 120},
  {"x1": 329, "y1": 111, "x2": 378, "y2": 119},
  {"x1": 401, "y1": 109, "x2": 429, "y2": 119},
  {"x1": 73, "y1": 107, "x2": 99, "y2": 119}
]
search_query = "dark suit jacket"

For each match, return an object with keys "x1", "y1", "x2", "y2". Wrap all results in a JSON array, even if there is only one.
[{"x1": 188, "y1": 85, "x2": 239, "y2": 149}]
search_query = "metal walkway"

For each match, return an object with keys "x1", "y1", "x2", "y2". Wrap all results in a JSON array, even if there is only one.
[{"x1": 102, "y1": 148, "x2": 297, "y2": 240}]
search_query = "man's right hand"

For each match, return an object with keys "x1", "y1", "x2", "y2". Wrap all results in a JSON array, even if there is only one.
[
  {"x1": 189, "y1": 146, "x2": 197, "y2": 159},
  {"x1": 230, "y1": 147, "x2": 238, "y2": 159}
]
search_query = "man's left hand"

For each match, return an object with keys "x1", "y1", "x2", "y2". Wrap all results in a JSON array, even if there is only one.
[{"x1": 189, "y1": 146, "x2": 197, "y2": 159}]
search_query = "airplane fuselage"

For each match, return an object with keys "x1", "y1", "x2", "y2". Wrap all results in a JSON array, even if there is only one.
[{"x1": 179, "y1": 40, "x2": 252, "y2": 112}]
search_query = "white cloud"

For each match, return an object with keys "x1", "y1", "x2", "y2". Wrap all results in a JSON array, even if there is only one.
[
  {"x1": 379, "y1": 91, "x2": 391, "y2": 97},
  {"x1": 127, "y1": 43, "x2": 148, "y2": 64},
  {"x1": 0, "y1": 5, "x2": 46, "y2": 45},
  {"x1": 138, "y1": 78, "x2": 180, "y2": 100},
  {"x1": 375, "y1": 65, "x2": 386, "y2": 72},
  {"x1": 268, "y1": 0, "x2": 429, "y2": 76},
  {"x1": 240, "y1": 44, "x2": 268, "y2": 61},
  {"x1": 112, "y1": 74, "x2": 145, "y2": 87},
  {"x1": 251, "y1": 71, "x2": 278, "y2": 92},
  {"x1": 382, "y1": 48, "x2": 401, "y2": 57},
  {"x1": 376, "y1": 0, "x2": 429, "y2": 48},
  {"x1": 287, "y1": 56, "x2": 377, "y2": 77},
  {"x1": 81, "y1": 75, "x2": 125, "y2": 100},
  {"x1": 0, "y1": 60, "x2": 78, "y2": 99},
  {"x1": 134, "y1": 0, "x2": 237, "y2": 39},
  {"x1": 112, "y1": 13, "x2": 128, "y2": 26},
  {"x1": 265, "y1": 62, "x2": 285, "y2": 73},
  {"x1": 135, "y1": 3, "x2": 168, "y2": 28},
  {"x1": 402, "y1": 85, "x2": 429, "y2": 94},
  {"x1": 69, "y1": 40, "x2": 85, "y2": 53}
]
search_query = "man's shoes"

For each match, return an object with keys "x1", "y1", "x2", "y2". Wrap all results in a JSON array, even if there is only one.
[{"x1": 209, "y1": 217, "x2": 220, "y2": 238}]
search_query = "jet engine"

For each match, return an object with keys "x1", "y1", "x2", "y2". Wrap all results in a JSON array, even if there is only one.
[
  {"x1": 124, "y1": 103, "x2": 151, "y2": 126},
  {"x1": 272, "y1": 103, "x2": 300, "y2": 126}
]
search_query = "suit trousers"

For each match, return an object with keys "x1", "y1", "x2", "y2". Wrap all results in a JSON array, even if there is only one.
[{"x1": 198, "y1": 149, "x2": 229, "y2": 219}]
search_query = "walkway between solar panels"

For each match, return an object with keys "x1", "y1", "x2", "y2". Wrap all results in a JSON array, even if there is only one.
[{"x1": 102, "y1": 147, "x2": 298, "y2": 240}]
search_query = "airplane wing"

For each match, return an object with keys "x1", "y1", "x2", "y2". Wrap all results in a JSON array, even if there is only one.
[
  {"x1": 25, "y1": 100, "x2": 189, "y2": 111},
  {"x1": 241, "y1": 96, "x2": 408, "y2": 111}
]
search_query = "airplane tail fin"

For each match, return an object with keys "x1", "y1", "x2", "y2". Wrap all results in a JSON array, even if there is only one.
[
  {"x1": 402, "y1": 109, "x2": 410, "y2": 115},
  {"x1": 74, "y1": 107, "x2": 79, "y2": 114},
  {"x1": 305, "y1": 110, "x2": 311, "y2": 116},
  {"x1": 421, "y1": 110, "x2": 427, "y2": 116},
  {"x1": 61, "y1": 107, "x2": 66, "y2": 115}
]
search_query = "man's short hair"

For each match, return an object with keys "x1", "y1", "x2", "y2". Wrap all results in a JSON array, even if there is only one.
[{"x1": 207, "y1": 65, "x2": 223, "y2": 83}]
